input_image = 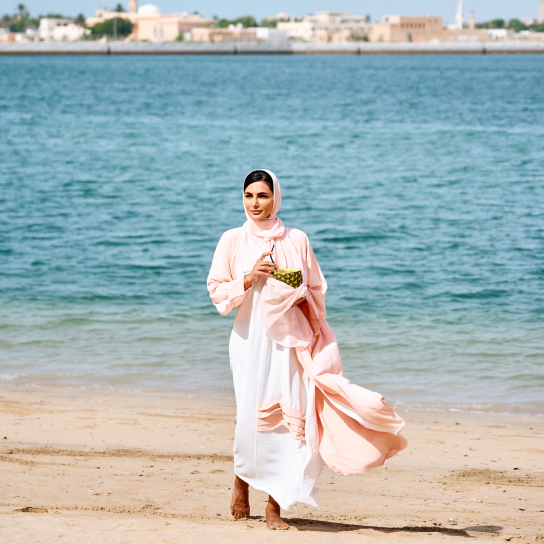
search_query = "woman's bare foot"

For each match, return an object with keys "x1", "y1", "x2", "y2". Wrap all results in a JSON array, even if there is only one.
[
  {"x1": 230, "y1": 475, "x2": 250, "y2": 520},
  {"x1": 265, "y1": 496, "x2": 289, "y2": 530}
]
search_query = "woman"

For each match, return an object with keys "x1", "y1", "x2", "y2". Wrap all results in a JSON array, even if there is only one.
[{"x1": 207, "y1": 170, "x2": 407, "y2": 530}]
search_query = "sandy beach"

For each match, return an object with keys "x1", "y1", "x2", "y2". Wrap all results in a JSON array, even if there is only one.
[{"x1": 0, "y1": 385, "x2": 542, "y2": 543}]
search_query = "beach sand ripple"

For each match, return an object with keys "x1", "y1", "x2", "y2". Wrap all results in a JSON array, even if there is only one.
[{"x1": 1, "y1": 385, "x2": 543, "y2": 543}]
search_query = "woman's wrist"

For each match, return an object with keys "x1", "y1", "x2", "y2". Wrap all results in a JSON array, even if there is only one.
[{"x1": 243, "y1": 274, "x2": 254, "y2": 291}]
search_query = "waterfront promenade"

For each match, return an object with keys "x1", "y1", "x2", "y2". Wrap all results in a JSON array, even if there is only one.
[{"x1": 1, "y1": 41, "x2": 544, "y2": 55}]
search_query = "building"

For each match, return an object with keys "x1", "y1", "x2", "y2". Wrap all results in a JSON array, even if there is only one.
[
  {"x1": 38, "y1": 18, "x2": 89, "y2": 41},
  {"x1": 0, "y1": 28, "x2": 15, "y2": 42},
  {"x1": 55, "y1": 22, "x2": 89, "y2": 41},
  {"x1": 486, "y1": 28, "x2": 514, "y2": 40},
  {"x1": 86, "y1": 2, "x2": 213, "y2": 42},
  {"x1": 191, "y1": 26, "x2": 288, "y2": 43},
  {"x1": 53, "y1": 22, "x2": 89, "y2": 41},
  {"x1": 539, "y1": 2, "x2": 544, "y2": 23},
  {"x1": 39, "y1": 18, "x2": 71, "y2": 39},
  {"x1": 264, "y1": 12, "x2": 290, "y2": 23},
  {"x1": 277, "y1": 11, "x2": 371, "y2": 42},
  {"x1": 370, "y1": 15, "x2": 444, "y2": 42},
  {"x1": 0, "y1": 29, "x2": 35, "y2": 42},
  {"x1": 369, "y1": 15, "x2": 487, "y2": 42},
  {"x1": 455, "y1": 0, "x2": 464, "y2": 30}
]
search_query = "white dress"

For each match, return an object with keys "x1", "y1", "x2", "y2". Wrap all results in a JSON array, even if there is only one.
[
  {"x1": 210, "y1": 226, "x2": 407, "y2": 506},
  {"x1": 229, "y1": 255, "x2": 323, "y2": 510}
]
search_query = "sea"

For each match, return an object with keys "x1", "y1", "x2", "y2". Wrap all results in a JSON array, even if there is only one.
[{"x1": 1, "y1": 54, "x2": 543, "y2": 413}]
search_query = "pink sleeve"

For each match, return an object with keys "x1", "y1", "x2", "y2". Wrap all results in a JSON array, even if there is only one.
[
  {"x1": 207, "y1": 230, "x2": 248, "y2": 316},
  {"x1": 290, "y1": 229, "x2": 327, "y2": 332}
]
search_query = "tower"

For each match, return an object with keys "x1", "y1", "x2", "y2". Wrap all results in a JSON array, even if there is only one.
[
  {"x1": 130, "y1": 0, "x2": 137, "y2": 13},
  {"x1": 469, "y1": 10, "x2": 475, "y2": 30},
  {"x1": 455, "y1": 0, "x2": 463, "y2": 30}
]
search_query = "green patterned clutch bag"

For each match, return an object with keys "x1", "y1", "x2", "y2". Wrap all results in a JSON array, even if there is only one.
[{"x1": 273, "y1": 268, "x2": 303, "y2": 288}]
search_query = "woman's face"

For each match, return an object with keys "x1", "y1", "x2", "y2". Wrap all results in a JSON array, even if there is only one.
[{"x1": 244, "y1": 181, "x2": 274, "y2": 220}]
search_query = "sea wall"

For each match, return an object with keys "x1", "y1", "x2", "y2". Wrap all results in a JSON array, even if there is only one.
[{"x1": 1, "y1": 41, "x2": 544, "y2": 55}]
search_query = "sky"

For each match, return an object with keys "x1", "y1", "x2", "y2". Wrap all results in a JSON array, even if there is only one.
[{"x1": 9, "y1": 0, "x2": 543, "y2": 23}]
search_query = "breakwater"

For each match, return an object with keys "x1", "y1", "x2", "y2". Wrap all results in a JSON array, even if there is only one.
[{"x1": 1, "y1": 41, "x2": 544, "y2": 55}]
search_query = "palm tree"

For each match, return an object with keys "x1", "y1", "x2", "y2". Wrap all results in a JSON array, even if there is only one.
[{"x1": 17, "y1": 3, "x2": 29, "y2": 18}]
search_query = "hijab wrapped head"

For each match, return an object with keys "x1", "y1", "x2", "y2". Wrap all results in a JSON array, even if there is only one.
[{"x1": 243, "y1": 169, "x2": 285, "y2": 241}]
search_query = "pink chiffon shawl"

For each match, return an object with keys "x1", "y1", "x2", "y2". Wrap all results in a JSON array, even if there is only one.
[{"x1": 209, "y1": 170, "x2": 407, "y2": 475}]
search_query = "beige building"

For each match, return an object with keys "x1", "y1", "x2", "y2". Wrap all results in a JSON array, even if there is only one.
[
  {"x1": 191, "y1": 27, "x2": 288, "y2": 43},
  {"x1": 539, "y1": 2, "x2": 544, "y2": 23},
  {"x1": 86, "y1": 2, "x2": 212, "y2": 42},
  {"x1": 370, "y1": 15, "x2": 443, "y2": 42},
  {"x1": 370, "y1": 15, "x2": 487, "y2": 42},
  {"x1": 277, "y1": 11, "x2": 371, "y2": 42}
]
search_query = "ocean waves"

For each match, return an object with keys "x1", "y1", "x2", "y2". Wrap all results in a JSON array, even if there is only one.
[{"x1": 0, "y1": 54, "x2": 543, "y2": 408}]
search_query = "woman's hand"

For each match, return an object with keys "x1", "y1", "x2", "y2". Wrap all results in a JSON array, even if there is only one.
[
  {"x1": 244, "y1": 252, "x2": 277, "y2": 291},
  {"x1": 293, "y1": 297, "x2": 307, "y2": 307}
]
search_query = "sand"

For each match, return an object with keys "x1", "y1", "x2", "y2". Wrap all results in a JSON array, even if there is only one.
[{"x1": 0, "y1": 384, "x2": 543, "y2": 543}]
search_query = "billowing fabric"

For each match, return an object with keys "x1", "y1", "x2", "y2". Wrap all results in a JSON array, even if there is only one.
[{"x1": 207, "y1": 169, "x2": 407, "y2": 507}]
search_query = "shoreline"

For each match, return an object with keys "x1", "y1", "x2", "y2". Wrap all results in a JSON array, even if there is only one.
[
  {"x1": 1, "y1": 41, "x2": 544, "y2": 55},
  {"x1": 1, "y1": 384, "x2": 543, "y2": 542},
  {"x1": 1, "y1": 380, "x2": 542, "y2": 417}
]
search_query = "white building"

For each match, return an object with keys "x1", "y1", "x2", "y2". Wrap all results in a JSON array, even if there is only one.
[
  {"x1": 53, "y1": 22, "x2": 89, "y2": 41},
  {"x1": 39, "y1": 18, "x2": 72, "y2": 39},
  {"x1": 255, "y1": 27, "x2": 289, "y2": 42},
  {"x1": 445, "y1": 0, "x2": 465, "y2": 30},
  {"x1": 455, "y1": 0, "x2": 464, "y2": 30},
  {"x1": 0, "y1": 29, "x2": 33, "y2": 43},
  {"x1": 487, "y1": 28, "x2": 509, "y2": 40},
  {"x1": 277, "y1": 11, "x2": 371, "y2": 42},
  {"x1": 39, "y1": 18, "x2": 89, "y2": 41},
  {"x1": 538, "y1": 2, "x2": 544, "y2": 23}
]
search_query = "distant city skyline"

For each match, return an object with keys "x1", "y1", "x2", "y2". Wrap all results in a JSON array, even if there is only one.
[{"x1": 9, "y1": 0, "x2": 543, "y2": 23}]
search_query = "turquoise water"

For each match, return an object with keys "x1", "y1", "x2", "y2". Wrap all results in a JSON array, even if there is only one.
[{"x1": 1, "y1": 55, "x2": 543, "y2": 411}]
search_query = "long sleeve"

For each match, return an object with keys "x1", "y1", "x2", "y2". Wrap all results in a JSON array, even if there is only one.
[
  {"x1": 289, "y1": 228, "x2": 327, "y2": 333},
  {"x1": 207, "y1": 228, "x2": 248, "y2": 315}
]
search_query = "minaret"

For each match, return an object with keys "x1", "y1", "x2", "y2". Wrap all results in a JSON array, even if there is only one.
[
  {"x1": 130, "y1": 0, "x2": 138, "y2": 13},
  {"x1": 455, "y1": 0, "x2": 463, "y2": 30},
  {"x1": 469, "y1": 11, "x2": 475, "y2": 30}
]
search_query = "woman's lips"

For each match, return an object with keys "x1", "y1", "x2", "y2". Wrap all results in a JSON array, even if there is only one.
[{"x1": 251, "y1": 210, "x2": 262, "y2": 214}]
